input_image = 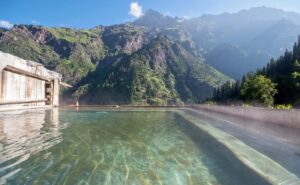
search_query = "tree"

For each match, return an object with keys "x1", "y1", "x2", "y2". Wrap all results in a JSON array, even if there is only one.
[
  {"x1": 212, "y1": 36, "x2": 300, "y2": 105},
  {"x1": 292, "y1": 60, "x2": 300, "y2": 79},
  {"x1": 292, "y1": 60, "x2": 300, "y2": 90},
  {"x1": 240, "y1": 75, "x2": 277, "y2": 106},
  {"x1": 211, "y1": 80, "x2": 241, "y2": 101}
]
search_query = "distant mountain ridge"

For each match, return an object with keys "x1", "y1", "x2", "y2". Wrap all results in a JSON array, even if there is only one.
[
  {"x1": 1, "y1": 6, "x2": 300, "y2": 104},
  {"x1": 134, "y1": 7, "x2": 300, "y2": 79}
]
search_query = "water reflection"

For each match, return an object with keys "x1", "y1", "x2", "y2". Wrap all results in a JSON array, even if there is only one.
[
  {"x1": 0, "y1": 109, "x2": 265, "y2": 185},
  {"x1": 0, "y1": 108, "x2": 64, "y2": 184}
]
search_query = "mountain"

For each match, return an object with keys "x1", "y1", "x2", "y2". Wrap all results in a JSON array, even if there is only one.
[
  {"x1": 1, "y1": 6, "x2": 300, "y2": 104},
  {"x1": 246, "y1": 19, "x2": 300, "y2": 56},
  {"x1": 185, "y1": 7, "x2": 300, "y2": 50},
  {"x1": 186, "y1": 7, "x2": 300, "y2": 79},
  {"x1": 132, "y1": 9, "x2": 180, "y2": 29},
  {"x1": 74, "y1": 35, "x2": 228, "y2": 104},
  {"x1": 134, "y1": 7, "x2": 300, "y2": 79},
  {"x1": 0, "y1": 24, "x2": 229, "y2": 105},
  {"x1": 205, "y1": 44, "x2": 270, "y2": 79},
  {"x1": 0, "y1": 25, "x2": 105, "y2": 85}
]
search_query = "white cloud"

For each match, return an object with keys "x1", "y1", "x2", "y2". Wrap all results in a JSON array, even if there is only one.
[
  {"x1": 0, "y1": 20, "x2": 13, "y2": 29},
  {"x1": 32, "y1": 20, "x2": 40, "y2": 25},
  {"x1": 163, "y1": 11, "x2": 171, "y2": 16},
  {"x1": 129, "y1": 2, "x2": 143, "y2": 18}
]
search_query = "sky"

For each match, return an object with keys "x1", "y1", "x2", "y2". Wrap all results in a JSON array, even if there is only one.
[{"x1": 1, "y1": 0, "x2": 300, "y2": 29}]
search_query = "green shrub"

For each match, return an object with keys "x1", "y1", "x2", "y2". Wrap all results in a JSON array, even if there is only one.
[
  {"x1": 205, "y1": 101, "x2": 216, "y2": 106},
  {"x1": 242, "y1": 103, "x2": 252, "y2": 108},
  {"x1": 241, "y1": 75, "x2": 277, "y2": 106},
  {"x1": 274, "y1": 104, "x2": 293, "y2": 110}
]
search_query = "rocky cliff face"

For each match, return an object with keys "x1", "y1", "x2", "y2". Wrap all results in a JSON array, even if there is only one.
[
  {"x1": 12, "y1": 25, "x2": 53, "y2": 44},
  {"x1": 72, "y1": 35, "x2": 229, "y2": 105},
  {"x1": 101, "y1": 24, "x2": 149, "y2": 54}
]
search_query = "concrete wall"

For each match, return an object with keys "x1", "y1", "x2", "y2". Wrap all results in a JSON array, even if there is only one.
[
  {"x1": 192, "y1": 104, "x2": 300, "y2": 129},
  {"x1": 52, "y1": 79, "x2": 60, "y2": 107},
  {"x1": 0, "y1": 51, "x2": 61, "y2": 110},
  {"x1": 1, "y1": 70, "x2": 46, "y2": 104}
]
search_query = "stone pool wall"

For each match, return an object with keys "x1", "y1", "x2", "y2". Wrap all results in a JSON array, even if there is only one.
[
  {"x1": 191, "y1": 105, "x2": 300, "y2": 129},
  {"x1": 177, "y1": 111, "x2": 300, "y2": 185}
]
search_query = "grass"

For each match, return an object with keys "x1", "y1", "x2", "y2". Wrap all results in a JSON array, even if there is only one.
[{"x1": 46, "y1": 27, "x2": 99, "y2": 43}]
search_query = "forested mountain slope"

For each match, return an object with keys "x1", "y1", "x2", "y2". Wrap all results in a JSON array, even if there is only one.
[{"x1": 0, "y1": 24, "x2": 229, "y2": 105}]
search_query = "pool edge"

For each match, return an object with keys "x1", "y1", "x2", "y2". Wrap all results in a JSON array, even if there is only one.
[{"x1": 176, "y1": 110, "x2": 300, "y2": 185}]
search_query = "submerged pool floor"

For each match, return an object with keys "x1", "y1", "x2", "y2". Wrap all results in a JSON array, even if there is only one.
[{"x1": 0, "y1": 108, "x2": 295, "y2": 184}]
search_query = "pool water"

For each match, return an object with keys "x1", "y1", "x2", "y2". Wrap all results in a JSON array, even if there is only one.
[{"x1": 0, "y1": 108, "x2": 265, "y2": 184}]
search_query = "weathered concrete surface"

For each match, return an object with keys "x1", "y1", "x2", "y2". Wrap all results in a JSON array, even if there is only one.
[
  {"x1": 185, "y1": 106, "x2": 300, "y2": 178},
  {"x1": 177, "y1": 111, "x2": 300, "y2": 185},
  {"x1": 192, "y1": 104, "x2": 300, "y2": 129},
  {"x1": 0, "y1": 51, "x2": 61, "y2": 110}
]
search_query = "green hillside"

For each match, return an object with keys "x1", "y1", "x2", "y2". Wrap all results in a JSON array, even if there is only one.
[{"x1": 0, "y1": 24, "x2": 230, "y2": 105}]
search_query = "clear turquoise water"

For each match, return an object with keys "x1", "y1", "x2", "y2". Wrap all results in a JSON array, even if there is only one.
[{"x1": 0, "y1": 108, "x2": 256, "y2": 185}]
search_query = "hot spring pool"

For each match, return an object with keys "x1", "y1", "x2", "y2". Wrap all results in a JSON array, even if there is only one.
[{"x1": 0, "y1": 108, "x2": 298, "y2": 185}]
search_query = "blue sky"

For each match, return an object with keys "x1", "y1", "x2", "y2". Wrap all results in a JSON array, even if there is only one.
[{"x1": 1, "y1": 0, "x2": 300, "y2": 28}]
